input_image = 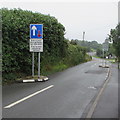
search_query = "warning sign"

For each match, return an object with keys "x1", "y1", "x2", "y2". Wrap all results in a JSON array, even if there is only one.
[{"x1": 30, "y1": 39, "x2": 43, "y2": 52}]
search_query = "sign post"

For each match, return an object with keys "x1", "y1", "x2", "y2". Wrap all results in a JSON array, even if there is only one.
[
  {"x1": 32, "y1": 52, "x2": 34, "y2": 77},
  {"x1": 30, "y1": 24, "x2": 43, "y2": 79},
  {"x1": 38, "y1": 52, "x2": 40, "y2": 78}
]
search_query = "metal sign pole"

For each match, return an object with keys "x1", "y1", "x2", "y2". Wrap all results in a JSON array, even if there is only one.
[
  {"x1": 30, "y1": 24, "x2": 43, "y2": 80},
  {"x1": 32, "y1": 52, "x2": 34, "y2": 77},
  {"x1": 103, "y1": 49, "x2": 104, "y2": 67},
  {"x1": 38, "y1": 52, "x2": 40, "y2": 78},
  {"x1": 105, "y1": 58, "x2": 106, "y2": 67}
]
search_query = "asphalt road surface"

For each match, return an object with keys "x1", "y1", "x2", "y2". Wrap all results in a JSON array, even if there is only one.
[{"x1": 3, "y1": 58, "x2": 112, "y2": 118}]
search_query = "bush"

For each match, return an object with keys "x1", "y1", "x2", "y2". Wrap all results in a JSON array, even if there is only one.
[{"x1": 1, "y1": 8, "x2": 91, "y2": 83}]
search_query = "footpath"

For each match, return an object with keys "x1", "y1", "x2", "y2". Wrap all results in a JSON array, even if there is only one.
[{"x1": 92, "y1": 64, "x2": 119, "y2": 118}]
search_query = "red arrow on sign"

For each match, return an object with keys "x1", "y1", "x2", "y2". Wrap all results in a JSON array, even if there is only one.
[{"x1": 37, "y1": 30, "x2": 41, "y2": 37}]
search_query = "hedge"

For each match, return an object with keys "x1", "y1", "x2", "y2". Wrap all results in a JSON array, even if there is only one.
[{"x1": 1, "y1": 8, "x2": 90, "y2": 83}]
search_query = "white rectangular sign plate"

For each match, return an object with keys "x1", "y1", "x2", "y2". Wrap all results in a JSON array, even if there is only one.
[{"x1": 30, "y1": 39, "x2": 43, "y2": 52}]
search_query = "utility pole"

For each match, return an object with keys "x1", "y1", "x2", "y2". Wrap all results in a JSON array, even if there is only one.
[
  {"x1": 83, "y1": 31, "x2": 85, "y2": 41},
  {"x1": 83, "y1": 31, "x2": 85, "y2": 46},
  {"x1": 102, "y1": 49, "x2": 105, "y2": 67}
]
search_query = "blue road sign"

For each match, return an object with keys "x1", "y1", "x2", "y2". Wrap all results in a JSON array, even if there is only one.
[{"x1": 30, "y1": 24, "x2": 43, "y2": 39}]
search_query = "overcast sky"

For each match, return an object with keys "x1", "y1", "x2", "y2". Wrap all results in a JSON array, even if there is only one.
[{"x1": 1, "y1": 1, "x2": 119, "y2": 43}]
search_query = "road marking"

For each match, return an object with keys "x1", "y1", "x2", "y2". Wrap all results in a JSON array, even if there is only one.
[
  {"x1": 23, "y1": 79, "x2": 35, "y2": 82},
  {"x1": 86, "y1": 68, "x2": 111, "y2": 118},
  {"x1": 88, "y1": 86, "x2": 96, "y2": 90},
  {"x1": 4, "y1": 85, "x2": 54, "y2": 109}
]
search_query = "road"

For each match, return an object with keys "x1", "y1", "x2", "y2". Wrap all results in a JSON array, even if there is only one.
[{"x1": 3, "y1": 58, "x2": 111, "y2": 118}]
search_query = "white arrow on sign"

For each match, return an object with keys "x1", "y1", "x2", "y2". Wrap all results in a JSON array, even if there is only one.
[{"x1": 32, "y1": 26, "x2": 37, "y2": 36}]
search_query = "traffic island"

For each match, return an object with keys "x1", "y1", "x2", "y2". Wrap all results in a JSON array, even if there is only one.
[
  {"x1": 102, "y1": 65, "x2": 109, "y2": 68},
  {"x1": 99, "y1": 65, "x2": 103, "y2": 67},
  {"x1": 16, "y1": 75, "x2": 49, "y2": 83},
  {"x1": 37, "y1": 76, "x2": 49, "y2": 82},
  {"x1": 99, "y1": 65, "x2": 109, "y2": 68}
]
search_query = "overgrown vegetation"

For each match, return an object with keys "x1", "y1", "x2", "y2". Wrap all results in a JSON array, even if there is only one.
[
  {"x1": 70, "y1": 39, "x2": 102, "y2": 52},
  {"x1": 109, "y1": 24, "x2": 120, "y2": 69},
  {"x1": 1, "y1": 8, "x2": 91, "y2": 83}
]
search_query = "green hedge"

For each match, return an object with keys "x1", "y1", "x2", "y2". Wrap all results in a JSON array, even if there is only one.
[{"x1": 1, "y1": 8, "x2": 91, "y2": 83}]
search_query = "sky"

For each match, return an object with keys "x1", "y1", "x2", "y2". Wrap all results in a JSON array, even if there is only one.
[{"x1": 1, "y1": 0, "x2": 119, "y2": 43}]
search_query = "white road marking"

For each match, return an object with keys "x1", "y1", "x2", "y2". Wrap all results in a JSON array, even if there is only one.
[
  {"x1": 88, "y1": 86, "x2": 96, "y2": 90},
  {"x1": 23, "y1": 79, "x2": 35, "y2": 82},
  {"x1": 44, "y1": 77, "x2": 49, "y2": 81},
  {"x1": 38, "y1": 79, "x2": 43, "y2": 81},
  {"x1": 4, "y1": 85, "x2": 54, "y2": 109}
]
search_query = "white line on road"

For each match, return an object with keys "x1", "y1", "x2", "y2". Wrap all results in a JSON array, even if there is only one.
[{"x1": 4, "y1": 85, "x2": 54, "y2": 109}]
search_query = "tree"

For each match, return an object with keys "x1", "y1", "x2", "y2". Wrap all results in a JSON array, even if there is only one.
[
  {"x1": 1, "y1": 8, "x2": 90, "y2": 83},
  {"x1": 109, "y1": 24, "x2": 120, "y2": 69},
  {"x1": 96, "y1": 48, "x2": 103, "y2": 58}
]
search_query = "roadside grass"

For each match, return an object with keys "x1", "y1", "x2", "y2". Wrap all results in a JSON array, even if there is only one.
[
  {"x1": 93, "y1": 56, "x2": 116, "y2": 64},
  {"x1": 3, "y1": 62, "x2": 70, "y2": 85},
  {"x1": 20, "y1": 55, "x2": 92, "y2": 82},
  {"x1": 3, "y1": 55, "x2": 92, "y2": 85},
  {"x1": 93, "y1": 56, "x2": 100, "y2": 59},
  {"x1": 107, "y1": 59, "x2": 116, "y2": 63}
]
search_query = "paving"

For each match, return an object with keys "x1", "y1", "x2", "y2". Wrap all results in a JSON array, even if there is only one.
[{"x1": 92, "y1": 64, "x2": 118, "y2": 118}]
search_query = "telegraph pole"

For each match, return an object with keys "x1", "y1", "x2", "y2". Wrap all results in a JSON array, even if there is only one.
[
  {"x1": 83, "y1": 31, "x2": 85, "y2": 41},
  {"x1": 83, "y1": 31, "x2": 85, "y2": 46}
]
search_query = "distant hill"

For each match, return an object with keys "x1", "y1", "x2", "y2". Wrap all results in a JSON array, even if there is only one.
[{"x1": 70, "y1": 39, "x2": 102, "y2": 52}]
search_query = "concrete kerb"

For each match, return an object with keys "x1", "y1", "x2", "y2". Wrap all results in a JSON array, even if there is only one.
[
  {"x1": 99, "y1": 65, "x2": 109, "y2": 68},
  {"x1": 16, "y1": 76, "x2": 49, "y2": 83}
]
